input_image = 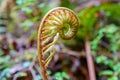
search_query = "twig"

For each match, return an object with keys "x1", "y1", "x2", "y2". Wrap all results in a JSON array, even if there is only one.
[
  {"x1": 29, "y1": 54, "x2": 37, "y2": 68},
  {"x1": 85, "y1": 36, "x2": 96, "y2": 80},
  {"x1": 35, "y1": 64, "x2": 42, "y2": 75},
  {"x1": 28, "y1": 55, "x2": 37, "y2": 80},
  {"x1": 29, "y1": 68, "x2": 36, "y2": 80},
  {"x1": 13, "y1": 68, "x2": 28, "y2": 80}
]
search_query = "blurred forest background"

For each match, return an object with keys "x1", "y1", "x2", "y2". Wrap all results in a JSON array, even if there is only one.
[{"x1": 0, "y1": 0, "x2": 120, "y2": 80}]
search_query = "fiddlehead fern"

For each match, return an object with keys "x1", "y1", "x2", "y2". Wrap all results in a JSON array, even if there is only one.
[{"x1": 37, "y1": 7, "x2": 79, "y2": 80}]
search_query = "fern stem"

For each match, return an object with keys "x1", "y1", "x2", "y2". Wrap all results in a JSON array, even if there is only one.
[
  {"x1": 37, "y1": 7, "x2": 79, "y2": 80},
  {"x1": 85, "y1": 36, "x2": 96, "y2": 80}
]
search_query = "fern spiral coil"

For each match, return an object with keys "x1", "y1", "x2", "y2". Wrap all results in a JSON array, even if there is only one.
[{"x1": 37, "y1": 7, "x2": 79, "y2": 80}]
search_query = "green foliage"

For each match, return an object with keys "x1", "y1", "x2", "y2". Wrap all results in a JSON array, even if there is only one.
[
  {"x1": 91, "y1": 24, "x2": 120, "y2": 52},
  {"x1": 108, "y1": 76, "x2": 118, "y2": 80},
  {"x1": 78, "y1": 6, "x2": 99, "y2": 38},
  {"x1": 9, "y1": 0, "x2": 52, "y2": 33},
  {"x1": 0, "y1": 27, "x2": 6, "y2": 33},
  {"x1": 60, "y1": 0, "x2": 77, "y2": 9},
  {"x1": 14, "y1": 72, "x2": 28, "y2": 78},
  {"x1": 76, "y1": 3, "x2": 120, "y2": 80},
  {"x1": 1, "y1": 0, "x2": 120, "y2": 79},
  {"x1": 0, "y1": 55, "x2": 12, "y2": 79},
  {"x1": 0, "y1": 55, "x2": 11, "y2": 70},
  {"x1": 99, "y1": 70, "x2": 113, "y2": 76},
  {"x1": 96, "y1": 55, "x2": 107, "y2": 64},
  {"x1": 53, "y1": 72, "x2": 69, "y2": 80},
  {"x1": 16, "y1": 0, "x2": 37, "y2": 7},
  {"x1": 0, "y1": 68, "x2": 11, "y2": 79},
  {"x1": 96, "y1": 55, "x2": 120, "y2": 79},
  {"x1": 0, "y1": 49, "x2": 4, "y2": 56},
  {"x1": 77, "y1": 3, "x2": 120, "y2": 39},
  {"x1": 38, "y1": 3, "x2": 52, "y2": 17}
]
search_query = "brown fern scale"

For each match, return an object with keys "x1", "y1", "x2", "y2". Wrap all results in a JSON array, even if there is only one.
[{"x1": 37, "y1": 7, "x2": 79, "y2": 80}]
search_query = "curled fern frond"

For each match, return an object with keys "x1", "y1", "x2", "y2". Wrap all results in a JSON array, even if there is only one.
[{"x1": 37, "y1": 7, "x2": 79, "y2": 80}]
